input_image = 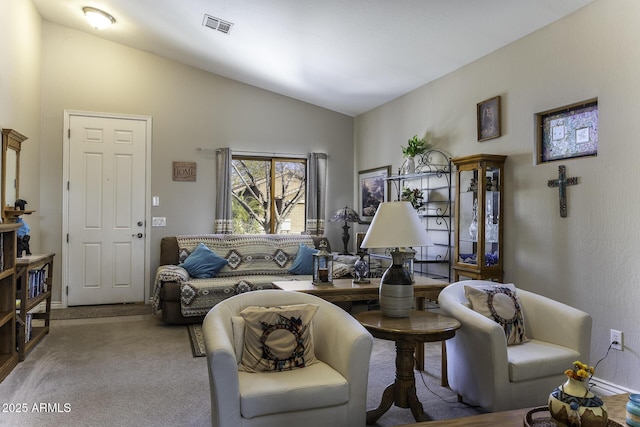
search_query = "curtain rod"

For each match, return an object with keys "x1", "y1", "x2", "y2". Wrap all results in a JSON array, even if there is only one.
[{"x1": 196, "y1": 147, "x2": 324, "y2": 159}]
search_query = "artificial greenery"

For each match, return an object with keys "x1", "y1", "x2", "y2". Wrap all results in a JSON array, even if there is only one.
[
  {"x1": 401, "y1": 187, "x2": 423, "y2": 209},
  {"x1": 401, "y1": 135, "x2": 428, "y2": 158}
]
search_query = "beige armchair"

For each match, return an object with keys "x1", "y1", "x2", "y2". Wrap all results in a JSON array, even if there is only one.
[
  {"x1": 438, "y1": 280, "x2": 592, "y2": 412},
  {"x1": 202, "y1": 290, "x2": 374, "y2": 427}
]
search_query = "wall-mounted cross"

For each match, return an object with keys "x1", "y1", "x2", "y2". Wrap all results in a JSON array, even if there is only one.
[{"x1": 547, "y1": 165, "x2": 579, "y2": 218}]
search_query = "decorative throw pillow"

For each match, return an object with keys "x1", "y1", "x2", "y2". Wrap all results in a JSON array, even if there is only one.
[
  {"x1": 332, "y1": 262, "x2": 350, "y2": 278},
  {"x1": 180, "y1": 243, "x2": 229, "y2": 278},
  {"x1": 464, "y1": 283, "x2": 528, "y2": 345},
  {"x1": 238, "y1": 303, "x2": 319, "y2": 372},
  {"x1": 287, "y1": 243, "x2": 318, "y2": 275}
]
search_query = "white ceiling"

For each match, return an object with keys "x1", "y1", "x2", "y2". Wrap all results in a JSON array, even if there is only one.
[{"x1": 32, "y1": 0, "x2": 594, "y2": 116}]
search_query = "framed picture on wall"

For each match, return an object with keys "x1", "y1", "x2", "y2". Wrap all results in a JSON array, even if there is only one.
[
  {"x1": 477, "y1": 96, "x2": 501, "y2": 141},
  {"x1": 358, "y1": 165, "x2": 391, "y2": 221},
  {"x1": 535, "y1": 98, "x2": 598, "y2": 164}
]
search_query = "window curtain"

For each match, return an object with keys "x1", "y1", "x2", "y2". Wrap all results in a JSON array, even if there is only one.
[
  {"x1": 305, "y1": 152, "x2": 327, "y2": 235},
  {"x1": 214, "y1": 147, "x2": 233, "y2": 234}
]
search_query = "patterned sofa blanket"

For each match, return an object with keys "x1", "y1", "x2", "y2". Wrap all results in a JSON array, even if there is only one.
[{"x1": 153, "y1": 234, "x2": 319, "y2": 318}]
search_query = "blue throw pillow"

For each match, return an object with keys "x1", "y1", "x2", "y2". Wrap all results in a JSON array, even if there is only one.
[
  {"x1": 181, "y1": 243, "x2": 229, "y2": 278},
  {"x1": 288, "y1": 243, "x2": 318, "y2": 275}
]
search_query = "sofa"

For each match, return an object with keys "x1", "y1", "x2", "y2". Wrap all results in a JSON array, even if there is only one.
[{"x1": 153, "y1": 234, "x2": 330, "y2": 325}]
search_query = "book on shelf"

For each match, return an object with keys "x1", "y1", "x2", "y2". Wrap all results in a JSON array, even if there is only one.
[
  {"x1": 22, "y1": 267, "x2": 48, "y2": 298},
  {"x1": 16, "y1": 313, "x2": 33, "y2": 344}
]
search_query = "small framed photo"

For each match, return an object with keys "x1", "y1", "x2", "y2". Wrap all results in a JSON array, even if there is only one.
[
  {"x1": 477, "y1": 96, "x2": 501, "y2": 141},
  {"x1": 536, "y1": 98, "x2": 598, "y2": 164},
  {"x1": 358, "y1": 165, "x2": 391, "y2": 221}
]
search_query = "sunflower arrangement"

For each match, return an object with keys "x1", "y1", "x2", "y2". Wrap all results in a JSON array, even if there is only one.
[{"x1": 564, "y1": 360, "x2": 595, "y2": 381}]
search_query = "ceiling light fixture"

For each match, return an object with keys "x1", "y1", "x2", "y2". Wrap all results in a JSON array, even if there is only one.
[{"x1": 83, "y1": 7, "x2": 116, "y2": 30}]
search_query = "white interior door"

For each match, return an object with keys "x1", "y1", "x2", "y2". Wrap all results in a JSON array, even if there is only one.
[{"x1": 66, "y1": 114, "x2": 148, "y2": 306}]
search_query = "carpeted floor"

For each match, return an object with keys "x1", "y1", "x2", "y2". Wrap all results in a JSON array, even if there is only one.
[
  {"x1": 0, "y1": 313, "x2": 484, "y2": 427},
  {"x1": 50, "y1": 303, "x2": 152, "y2": 320}
]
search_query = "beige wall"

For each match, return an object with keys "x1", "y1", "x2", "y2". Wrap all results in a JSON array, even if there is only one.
[
  {"x1": 355, "y1": 0, "x2": 640, "y2": 391},
  {"x1": 0, "y1": 0, "x2": 42, "y2": 241},
  {"x1": 2, "y1": 6, "x2": 354, "y2": 305},
  {"x1": 38, "y1": 22, "x2": 354, "y2": 303}
]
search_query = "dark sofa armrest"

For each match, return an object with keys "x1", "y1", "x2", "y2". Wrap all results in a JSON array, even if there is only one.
[{"x1": 160, "y1": 236, "x2": 180, "y2": 265}]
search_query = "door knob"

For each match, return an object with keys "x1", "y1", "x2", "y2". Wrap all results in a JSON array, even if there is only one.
[{"x1": 132, "y1": 233, "x2": 143, "y2": 238}]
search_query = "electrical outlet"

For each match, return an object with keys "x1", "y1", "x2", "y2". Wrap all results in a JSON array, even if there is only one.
[{"x1": 610, "y1": 329, "x2": 623, "y2": 351}]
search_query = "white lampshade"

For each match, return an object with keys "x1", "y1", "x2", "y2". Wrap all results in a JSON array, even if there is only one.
[
  {"x1": 361, "y1": 201, "x2": 432, "y2": 249},
  {"x1": 361, "y1": 201, "x2": 432, "y2": 317}
]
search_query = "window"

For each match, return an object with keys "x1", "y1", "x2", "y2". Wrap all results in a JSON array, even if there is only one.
[{"x1": 231, "y1": 156, "x2": 306, "y2": 234}]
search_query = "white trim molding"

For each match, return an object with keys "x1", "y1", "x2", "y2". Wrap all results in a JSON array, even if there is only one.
[{"x1": 590, "y1": 376, "x2": 639, "y2": 396}]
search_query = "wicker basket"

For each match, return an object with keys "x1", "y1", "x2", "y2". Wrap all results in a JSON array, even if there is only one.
[{"x1": 524, "y1": 406, "x2": 623, "y2": 427}]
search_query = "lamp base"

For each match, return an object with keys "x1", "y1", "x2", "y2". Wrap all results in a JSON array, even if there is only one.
[{"x1": 378, "y1": 259, "x2": 414, "y2": 318}]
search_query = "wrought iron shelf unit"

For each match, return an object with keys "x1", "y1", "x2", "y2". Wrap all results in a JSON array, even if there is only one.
[{"x1": 385, "y1": 149, "x2": 453, "y2": 281}]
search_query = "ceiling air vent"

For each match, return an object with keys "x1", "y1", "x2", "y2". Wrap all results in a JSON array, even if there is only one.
[{"x1": 203, "y1": 14, "x2": 233, "y2": 34}]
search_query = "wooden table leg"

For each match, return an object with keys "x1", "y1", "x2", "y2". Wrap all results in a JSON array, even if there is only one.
[
  {"x1": 441, "y1": 340, "x2": 448, "y2": 387},
  {"x1": 366, "y1": 383, "x2": 394, "y2": 424},
  {"x1": 414, "y1": 296, "x2": 449, "y2": 387},
  {"x1": 367, "y1": 340, "x2": 431, "y2": 424},
  {"x1": 415, "y1": 297, "x2": 425, "y2": 371}
]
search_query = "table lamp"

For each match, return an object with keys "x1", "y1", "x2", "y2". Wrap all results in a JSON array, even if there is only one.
[
  {"x1": 360, "y1": 201, "x2": 432, "y2": 317},
  {"x1": 329, "y1": 205, "x2": 361, "y2": 255}
]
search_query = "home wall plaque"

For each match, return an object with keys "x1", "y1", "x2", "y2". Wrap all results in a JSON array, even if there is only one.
[
  {"x1": 536, "y1": 98, "x2": 598, "y2": 164},
  {"x1": 172, "y1": 161, "x2": 197, "y2": 181}
]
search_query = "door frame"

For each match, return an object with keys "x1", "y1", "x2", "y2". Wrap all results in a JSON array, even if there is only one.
[{"x1": 62, "y1": 110, "x2": 152, "y2": 308}]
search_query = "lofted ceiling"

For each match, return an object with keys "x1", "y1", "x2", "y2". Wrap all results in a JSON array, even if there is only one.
[{"x1": 32, "y1": 0, "x2": 594, "y2": 116}]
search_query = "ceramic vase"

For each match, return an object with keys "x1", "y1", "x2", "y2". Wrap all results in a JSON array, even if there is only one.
[
  {"x1": 627, "y1": 394, "x2": 640, "y2": 427},
  {"x1": 548, "y1": 377, "x2": 608, "y2": 427},
  {"x1": 404, "y1": 157, "x2": 415, "y2": 174}
]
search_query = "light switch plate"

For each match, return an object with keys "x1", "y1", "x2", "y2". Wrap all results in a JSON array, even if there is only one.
[
  {"x1": 152, "y1": 196, "x2": 160, "y2": 207},
  {"x1": 152, "y1": 217, "x2": 166, "y2": 227}
]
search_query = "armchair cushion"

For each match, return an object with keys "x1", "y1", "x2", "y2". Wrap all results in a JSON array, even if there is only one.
[
  {"x1": 181, "y1": 243, "x2": 229, "y2": 278},
  {"x1": 464, "y1": 283, "x2": 528, "y2": 345},
  {"x1": 507, "y1": 339, "x2": 579, "y2": 382},
  {"x1": 239, "y1": 361, "x2": 348, "y2": 418},
  {"x1": 239, "y1": 303, "x2": 319, "y2": 372}
]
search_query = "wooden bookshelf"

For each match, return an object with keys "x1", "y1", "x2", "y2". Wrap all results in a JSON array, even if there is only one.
[
  {"x1": 0, "y1": 223, "x2": 20, "y2": 383},
  {"x1": 16, "y1": 253, "x2": 54, "y2": 361}
]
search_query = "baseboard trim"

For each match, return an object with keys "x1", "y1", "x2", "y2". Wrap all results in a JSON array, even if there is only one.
[
  {"x1": 590, "y1": 376, "x2": 639, "y2": 396},
  {"x1": 51, "y1": 301, "x2": 64, "y2": 310}
]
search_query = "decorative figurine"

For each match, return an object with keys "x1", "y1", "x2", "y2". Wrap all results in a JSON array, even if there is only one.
[
  {"x1": 486, "y1": 177, "x2": 493, "y2": 191},
  {"x1": 16, "y1": 217, "x2": 31, "y2": 258},
  {"x1": 353, "y1": 252, "x2": 370, "y2": 284},
  {"x1": 15, "y1": 198, "x2": 27, "y2": 210}
]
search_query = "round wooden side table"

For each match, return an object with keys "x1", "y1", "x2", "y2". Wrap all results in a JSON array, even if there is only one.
[{"x1": 356, "y1": 309, "x2": 461, "y2": 424}]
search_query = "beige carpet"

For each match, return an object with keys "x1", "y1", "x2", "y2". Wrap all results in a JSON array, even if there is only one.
[
  {"x1": 0, "y1": 314, "x2": 484, "y2": 427},
  {"x1": 50, "y1": 303, "x2": 152, "y2": 320}
]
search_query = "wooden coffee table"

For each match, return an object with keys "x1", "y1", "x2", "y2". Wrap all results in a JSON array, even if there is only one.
[
  {"x1": 272, "y1": 277, "x2": 449, "y2": 377},
  {"x1": 355, "y1": 310, "x2": 461, "y2": 424},
  {"x1": 399, "y1": 393, "x2": 629, "y2": 426}
]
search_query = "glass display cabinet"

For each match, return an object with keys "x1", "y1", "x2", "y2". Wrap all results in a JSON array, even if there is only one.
[{"x1": 452, "y1": 154, "x2": 507, "y2": 281}]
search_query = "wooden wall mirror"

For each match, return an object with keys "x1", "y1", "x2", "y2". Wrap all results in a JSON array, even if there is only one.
[{"x1": 1, "y1": 129, "x2": 32, "y2": 222}]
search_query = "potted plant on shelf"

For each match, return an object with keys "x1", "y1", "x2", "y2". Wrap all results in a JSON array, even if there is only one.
[
  {"x1": 401, "y1": 135, "x2": 428, "y2": 174},
  {"x1": 401, "y1": 187, "x2": 424, "y2": 210}
]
